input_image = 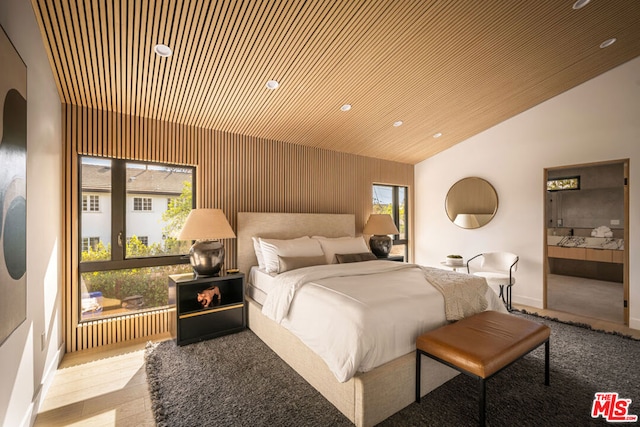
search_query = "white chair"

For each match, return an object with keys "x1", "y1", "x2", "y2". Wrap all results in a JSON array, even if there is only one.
[{"x1": 467, "y1": 252, "x2": 519, "y2": 311}]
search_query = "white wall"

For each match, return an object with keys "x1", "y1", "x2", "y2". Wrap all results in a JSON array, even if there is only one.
[
  {"x1": 0, "y1": 0, "x2": 63, "y2": 425},
  {"x1": 415, "y1": 56, "x2": 640, "y2": 329}
]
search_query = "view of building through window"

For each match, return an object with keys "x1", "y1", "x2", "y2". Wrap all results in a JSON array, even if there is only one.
[
  {"x1": 372, "y1": 184, "x2": 408, "y2": 258},
  {"x1": 133, "y1": 197, "x2": 152, "y2": 211},
  {"x1": 81, "y1": 237, "x2": 100, "y2": 252},
  {"x1": 82, "y1": 194, "x2": 100, "y2": 212},
  {"x1": 79, "y1": 157, "x2": 194, "y2": 321}
]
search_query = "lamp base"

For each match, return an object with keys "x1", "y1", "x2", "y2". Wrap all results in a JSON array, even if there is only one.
[
  {"x1": 189, "y1": 240, "x2": 225, "y2": 277},
  {"x1": 369, "y1": 235, "x2": 392, "y2": 258}
]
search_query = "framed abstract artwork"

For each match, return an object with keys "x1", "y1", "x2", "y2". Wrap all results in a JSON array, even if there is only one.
[{"x1": 0, "y1": 25, "x2": 27, "y2": 346}]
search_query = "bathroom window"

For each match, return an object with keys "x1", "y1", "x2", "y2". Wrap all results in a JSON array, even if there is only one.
[{"x1": 547, "y1": 176, "x2": 580, "y2": 191}]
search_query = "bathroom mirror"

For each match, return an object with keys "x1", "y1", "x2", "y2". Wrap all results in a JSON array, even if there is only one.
[{"x1": 445, "y1": 177, "x2": 498, "y2": 229}]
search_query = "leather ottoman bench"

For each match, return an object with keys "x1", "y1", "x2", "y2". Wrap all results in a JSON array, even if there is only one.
[{"x1": 415, "y1": 310, "x2": 550, "y2": 426}]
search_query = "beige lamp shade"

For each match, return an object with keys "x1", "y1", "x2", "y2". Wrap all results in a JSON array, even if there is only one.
[
  {"x1": 363, "y1": 214, "x2": 400, "y2": 236},
  {"x1": 178, "y1": 209, "x2": 236, "y2": 241},
  {"x1": 453, "y1": 213, "x2": 480, "y2": 229}
]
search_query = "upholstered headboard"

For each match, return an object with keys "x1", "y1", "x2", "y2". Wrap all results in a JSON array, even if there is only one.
[{"x1": 237, "y1": 212, "x2": 355, "y2": 276}]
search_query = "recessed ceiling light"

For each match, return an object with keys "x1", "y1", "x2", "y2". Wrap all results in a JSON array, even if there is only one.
[
  {"x1": 340, "y1": 104, "x2": 352, "y2": 111},
  {"x1": 572, "y1": 0, "x2": 591, "y2": 10},
  {"x1": 599, "y1": 38, "x2": 617, "y2": 49},
  {"x1": 266, "y1": 80, "x2": 280, "y2": 90},
  {"x1": 393, "y1": 121, "x2": 403, "y2": 127},
  {"x1": 154, "y1": 43, "x2": 172, "y2": 57},
  {"x1": 433, "y1": 132, "x2": 442, "y2": 138}
]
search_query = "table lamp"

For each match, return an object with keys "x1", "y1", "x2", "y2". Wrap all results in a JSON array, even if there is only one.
[
  {"x1": 178, "y1": 209, "x2": 236, "y2": 277},
  {"x1": 363, "y1": 214, "x2": 399, "y2": 258}
]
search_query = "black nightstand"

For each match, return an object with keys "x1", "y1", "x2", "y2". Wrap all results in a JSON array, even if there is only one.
[
  {"x1": 378, "y1": 255, "x2": 405, "y2": 262},
  {"x1": 168, "y1": 272, "x2": 245, "y2": 346}
]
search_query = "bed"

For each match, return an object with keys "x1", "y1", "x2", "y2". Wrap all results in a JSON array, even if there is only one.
[{"x1": 237, "y1": 212, "x2": 506, "y2": 426}]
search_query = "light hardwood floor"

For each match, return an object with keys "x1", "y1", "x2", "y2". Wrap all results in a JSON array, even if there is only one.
[
  {"x1": 34, "y1": 333, "x2": 171, "y2": 427},
  {"x1": 34, "y1": 307, "x2": 639, "y2": 426},
  {"x1": 547, "y1": 274, "x2": 624, "y2": 324}
]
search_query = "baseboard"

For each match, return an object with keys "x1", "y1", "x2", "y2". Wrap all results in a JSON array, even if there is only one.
[
  {"x1": 629, "y1": 316, "x2": 640, "y2": 331},
  {"x1": 22, "y1": 341, "x2": 65, "y2": 427},
  {"x1": 513, "y1": 295, "x2": 542, "y2": 308}
]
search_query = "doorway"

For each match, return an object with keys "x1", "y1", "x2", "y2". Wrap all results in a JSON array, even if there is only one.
[{"x1": 544, "y1": 159, "x2": 629, "y2": 325}]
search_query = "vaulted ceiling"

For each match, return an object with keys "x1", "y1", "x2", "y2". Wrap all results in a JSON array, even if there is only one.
[{"x1": 32, "y1": 0, "x2": 640, "y2": 164}]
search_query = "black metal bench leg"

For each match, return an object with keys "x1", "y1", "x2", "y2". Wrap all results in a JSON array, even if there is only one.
[
  {"x1": 479, "y1": 379, "x2": 486, "y2": 427},
  {"x1": 545, "y1": 340, "x2": 550, "y2": 386},
  {"x1": 416, "y1": 351, "x2": 421, "y2": 403}
]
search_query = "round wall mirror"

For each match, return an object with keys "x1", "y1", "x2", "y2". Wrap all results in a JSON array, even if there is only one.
[{"x1": 445, "y1": 177, "x2": 498, "y2": 229}]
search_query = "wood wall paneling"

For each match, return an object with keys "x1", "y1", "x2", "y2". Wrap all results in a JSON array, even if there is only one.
[{"x1": 63, "y1": 104, "x2": 413, "y2": 351}]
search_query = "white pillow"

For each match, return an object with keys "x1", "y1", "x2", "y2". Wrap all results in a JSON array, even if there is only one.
[
  {"x1": 252, "y1": 237, "x2": 266, "y2": 269},
  {"x1": 259, "y1": 236, "x2": 324, "y2": 273},
  {"x1": 313, "y1": 236, "x2": 369, "y2": 264}
]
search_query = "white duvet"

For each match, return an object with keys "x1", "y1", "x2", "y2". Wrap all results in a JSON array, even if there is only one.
[{"x1": 261, "y1": 261, "x2": 507, "y2": 382}]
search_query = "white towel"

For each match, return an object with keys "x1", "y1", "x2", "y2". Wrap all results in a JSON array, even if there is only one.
[{"x1": 591, "y1": 225, "x2": 613, "y2": 237}]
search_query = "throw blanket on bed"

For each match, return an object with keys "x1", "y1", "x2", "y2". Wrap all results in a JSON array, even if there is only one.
[{"x1": 419, "y1": 266, "x2": 488, "y2": 321}]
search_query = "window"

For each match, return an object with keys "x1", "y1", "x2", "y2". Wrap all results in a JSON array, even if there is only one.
[
  {"x1": 547, "y1": 176, "x2": 580, "y2": 191},
  {"x1": 127, "y1": 236, "x2": 148, "y2": 246},
  {"x1": 81, "y1": 237, "x2": 100, "y2": 252},
  {"x1": 133, "y1": 197, "x2": 152, "y2": 211},
  {"x1": 82, "y1": 195, "x2": 100, "y2": 212},
  {"x1": 372, "y1": 184, "x2": 408, "y2": 258},
  {"x1": 79, "y1": 157, "x2": 195, "y2": 321}
]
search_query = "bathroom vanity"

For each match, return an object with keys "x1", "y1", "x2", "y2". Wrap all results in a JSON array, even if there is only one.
[{"x1": 547, "y1": 235, "x2": 624, "y2": 281}]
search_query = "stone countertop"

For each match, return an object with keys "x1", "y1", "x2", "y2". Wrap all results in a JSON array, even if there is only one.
[{"x1": 547, "y1": 235, "x2": 624, "y2": 250}]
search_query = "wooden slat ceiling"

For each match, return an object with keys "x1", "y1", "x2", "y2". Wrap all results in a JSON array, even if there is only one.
[{"x1": 32, "y1": 0, "x2": 640, "y2": 165}]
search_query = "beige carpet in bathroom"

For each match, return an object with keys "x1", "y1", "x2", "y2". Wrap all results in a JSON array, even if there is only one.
[{"x1": 547, "y1": 274, "x2": 624, "y2": 324}]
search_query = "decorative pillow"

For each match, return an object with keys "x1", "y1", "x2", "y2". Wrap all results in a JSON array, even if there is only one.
[
  {"x1": 278, "y1": 255, "x2": 326, "y2": 273},
  {"x1": 259, "y1": 236, "x2": 324, "y2": 273},
  {"x1": 252, "y1": 237, "x2": 266, "y2": 269},
  {"x1": 312, "y1": 236, "x2": 369, "y2": 264},
  {"x1": 335, "y1": 252, "x2": 378, "y2": 264}
]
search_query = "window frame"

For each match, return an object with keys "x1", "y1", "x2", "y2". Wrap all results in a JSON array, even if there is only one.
[
  {"x1": 372, "y1": 184, "x2": 409, "y2": 258},
  {"x1": 78, "y1": 157, "x2": 195, "y2": 273}
]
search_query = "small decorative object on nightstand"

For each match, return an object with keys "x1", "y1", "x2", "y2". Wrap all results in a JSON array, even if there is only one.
[
  {"x1": 363, "y1": 214, "x2": 400, "y2": 258},
  {"x1": 445, "y1": 254, "x2": 464, "y2": 266},
  {"x1": 441, "y1": 255, "x2": 465, "y2": 272},
  {"x1": 168, "y1": 272, "x2": 245, "y2": 346}
]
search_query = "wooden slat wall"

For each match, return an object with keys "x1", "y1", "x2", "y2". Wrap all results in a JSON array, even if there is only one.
[
  {"x1": 75, "y1": 309, "x2": 173, "y2": 351},
  {"x1": 63, "y1": 103, "x2": 413, "y2": 352}
]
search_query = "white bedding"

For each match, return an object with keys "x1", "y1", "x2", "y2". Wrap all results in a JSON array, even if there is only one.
[
  {"x1": 248, "y1": 266, "x2": 277, "y2": 296},
  {"x1": 261, "y1": 261, "x2": 507, "y2": 382}
]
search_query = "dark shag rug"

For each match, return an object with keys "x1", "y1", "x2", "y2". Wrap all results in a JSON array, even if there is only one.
[{"x1": 145, "y1": 313, "x2": 640, "y2": 426}]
